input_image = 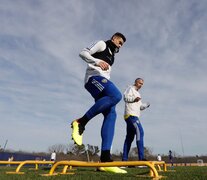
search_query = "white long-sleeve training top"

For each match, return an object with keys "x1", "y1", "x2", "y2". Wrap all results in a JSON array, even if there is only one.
[
  {"x1": 124, "y1": 85, "x2": 143, "y2": 118},
  {"x1": 79, "y1": 40, "x2": 112, "y2": 84}
]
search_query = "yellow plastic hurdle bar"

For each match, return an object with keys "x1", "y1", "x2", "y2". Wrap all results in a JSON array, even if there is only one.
[
  {"x1": 42, "y1": 160, "x2": 164, "y2": 178},
  {"x1": 59, "y1": 161, "x2": 167, "y2": 174},
  {"x1": 150, "y1": 161, "x2": 167, "y2": 172},
  {"x1": 5, "y1": 160, "x2": 55, "y2": 174},
  {"x1": 0, "y1": 161, "x2": 23, "y2": 166}
]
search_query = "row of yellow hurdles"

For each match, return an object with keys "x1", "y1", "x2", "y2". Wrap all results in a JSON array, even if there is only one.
[{"x1": 0, "y1": 160, "x2": 169, "y2": 179}]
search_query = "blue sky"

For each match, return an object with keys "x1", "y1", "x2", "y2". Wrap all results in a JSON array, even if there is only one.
[{"x1": 0, "y1": 0, "x2": 207, "y2": 156}]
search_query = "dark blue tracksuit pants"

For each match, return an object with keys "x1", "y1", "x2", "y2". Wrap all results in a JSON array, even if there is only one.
[{"x1": 122, "y1": 115, "x2": 144, "y2": 161}]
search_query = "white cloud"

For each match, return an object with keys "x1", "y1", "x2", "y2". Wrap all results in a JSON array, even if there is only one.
[{"x1": 0, "y1": 0, "x2": 207, "y2": 156}]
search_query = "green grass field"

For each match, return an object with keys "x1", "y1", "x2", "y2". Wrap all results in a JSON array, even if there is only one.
[{"x1": 0, "y1": 165, "x2": 207, "y2": 180}]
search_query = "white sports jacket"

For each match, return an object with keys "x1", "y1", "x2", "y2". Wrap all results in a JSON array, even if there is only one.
[{"x1": 124, "y1": 85, "x2": 142, "y2": 118}]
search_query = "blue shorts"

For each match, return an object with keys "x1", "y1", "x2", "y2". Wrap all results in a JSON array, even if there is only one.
[{"x1": 85, "y1": 76, "x2": 121, "y2": 101}]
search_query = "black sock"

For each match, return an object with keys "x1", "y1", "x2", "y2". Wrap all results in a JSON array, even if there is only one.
[
  {"x1": 77, "y1": 115, "x2": 89, "y2": 127},
  {"x1": 100, "y1": 150, "x2": 113, "y2": 162}
]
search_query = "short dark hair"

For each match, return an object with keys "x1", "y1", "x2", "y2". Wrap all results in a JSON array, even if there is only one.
[
  {"x1": 135, "y1": 78, "x2": 144, "y2": 83},
  {"x1": 111, "y1": 32, "x2": 126, "y2": 42}
]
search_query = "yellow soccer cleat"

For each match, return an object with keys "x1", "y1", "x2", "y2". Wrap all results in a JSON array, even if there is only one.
[
  {"x1": 98, "y1": 167, "x2": 127, "y2": 174},
  {"x1": 71, "y1": 120, "x2": 83, "y2": 146}
]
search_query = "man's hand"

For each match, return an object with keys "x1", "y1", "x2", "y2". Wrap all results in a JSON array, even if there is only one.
[
  {"x1": 97, "y1": 61, "x2": 109, "y2": 70},
  {"x1": 134, "y1": 97, "x2": 141, "y2": 102}
]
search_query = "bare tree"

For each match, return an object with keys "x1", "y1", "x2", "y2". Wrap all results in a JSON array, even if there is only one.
[
  {"x1": 69, "y1": 144, "x2": 86, "y2": 156},
  {"x1": 48, "y1": 144, "x2": 66, "y2": 154},
  {"x1": 128, "y1": 146, "x2": 153, "y2": 159},
  {"x1": 87, "y1": 144, "x2": 100, "y2": 156}
]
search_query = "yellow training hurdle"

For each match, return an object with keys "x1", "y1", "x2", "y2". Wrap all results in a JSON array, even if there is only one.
[
  {"x1": 0, "y1": 161, "x2": 23, "y2": 165},
  {"x1": 42, "y1": 160, "x2": 166, "y2": 179},
  {"x1": 0, "y1": 160, "x2": 167, "y2": 178},
  {"x1": 150, "y1": 161, "x2": 167, "y2": 172},
  {"x1": 4, "y1": 160, "x2": 54, "y2": 174}
]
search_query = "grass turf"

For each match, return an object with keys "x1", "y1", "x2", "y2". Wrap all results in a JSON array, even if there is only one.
[{"x1": 0, "y1": 165, "x2": 207, "y2": 179}]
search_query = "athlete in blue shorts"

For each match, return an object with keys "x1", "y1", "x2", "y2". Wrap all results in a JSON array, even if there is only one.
[{"x1": 71, "y1": 33, "x2": 126, "y2": 173}]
